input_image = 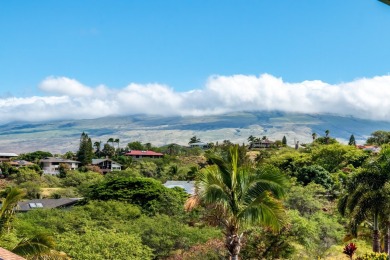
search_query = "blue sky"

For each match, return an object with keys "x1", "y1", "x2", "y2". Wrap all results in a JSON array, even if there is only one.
[
  {"x1": 1, "y1": 1, "x2": 390, "y2": 123},
  {"x1": 1, "y1": 0, "x2": 390, "y2": 95}
]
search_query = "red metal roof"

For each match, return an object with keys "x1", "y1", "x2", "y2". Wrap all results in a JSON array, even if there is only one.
[{"x1": 125, "y1": 150, "x2": 163, "y2": 156}]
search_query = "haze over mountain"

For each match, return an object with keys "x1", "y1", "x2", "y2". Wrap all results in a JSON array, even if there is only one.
[{"x1": 1, "y1": 111, "x2": 389, "y2": 154}]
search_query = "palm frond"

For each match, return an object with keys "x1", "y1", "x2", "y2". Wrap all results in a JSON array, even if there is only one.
[
  {"x1": 0, "y1": 187, "x2": 24, "y2": 234},
  {"x1": 207, "y1": 155, "x2": 232, "y2": 190},
  {"x1": 238, "y1": 192, "x2": 285, "y2": 231},
  {"x1": 12, "y1": 234, "x2": 56, "y2": 258}
]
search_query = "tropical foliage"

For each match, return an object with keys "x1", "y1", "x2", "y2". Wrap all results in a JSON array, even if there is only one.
[{"x1": 2, "y1": 130, "x2": 390, "y2": 258}]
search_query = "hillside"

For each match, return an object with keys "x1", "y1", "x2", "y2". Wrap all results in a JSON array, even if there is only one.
[{"x1": 1, "y1": 111, "x2": 390, "y2": 153}]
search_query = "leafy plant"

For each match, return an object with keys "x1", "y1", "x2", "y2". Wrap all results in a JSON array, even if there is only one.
[{"x1": 343, "y1": 242, "x2": 357, "y2": 259}]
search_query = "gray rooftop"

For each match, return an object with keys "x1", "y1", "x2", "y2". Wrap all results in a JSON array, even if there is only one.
[
  {"x1": 40, "y1": 157, "x2": 80, "y2": 163},
  {"x1": 92, "y1": 159, "x2": 122, "y2": 166},
  {"x1": 17, "y1": 198, "x2": 81, "y2": 212}
]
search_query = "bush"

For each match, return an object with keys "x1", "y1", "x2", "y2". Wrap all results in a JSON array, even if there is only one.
[
  {"x1": 357, "y1": 253, "x2": 389, "y2": 260},
  {"x1": 296, "y1": 165, "x2": 333, "y2": 190},
  {"x1": 87, "y1": 177, "x2": 187, "y2": 216},
  {"x1": 58, "y1": 229, "x2": 153, "y2": 260}
]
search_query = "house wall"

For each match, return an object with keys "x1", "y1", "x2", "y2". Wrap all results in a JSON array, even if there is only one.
[{"x1": 42, "y1": 162, "x2": 79, "y2": 175}]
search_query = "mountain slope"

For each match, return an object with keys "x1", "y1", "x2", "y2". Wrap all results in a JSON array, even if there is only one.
[{"x1": 0, "y1": 111, "x2": 389, "y2": 153}]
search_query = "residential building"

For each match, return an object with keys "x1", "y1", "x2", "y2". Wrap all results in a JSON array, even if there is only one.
[
  {"x1": 125, "y1": 150, "x2": 163, "y2": 160},
  {"x1": 250, "y1": 139, "x2": 275, "y2": 148},
  {"x1": 92, "y1": 158, "x2": 122, "y2": 174},
  {"x1": 10, "y1": 160, "x2": 34, "y2": 168},
  {"x1": 189, "y1": 142, "x2": 209, "y2": 149},
  {"x1": 40, "y1": 157, "x2": 80, "y2": 175},
  {"x1": 356, "y1": 145, "x2": 381, "y2": 153},
  {"x1": 0, "y1": 153, "x2": 18, "y2": 163},
  {"x1": 16, "y1": 198, "x2": 82, "y2": 212}
]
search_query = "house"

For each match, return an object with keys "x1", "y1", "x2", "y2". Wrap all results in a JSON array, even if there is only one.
[
  {"x1": 16, "y1": 198, "x2": 82, "y2": 212},
  {"x1": 163, "y1": 181, "x2": 195, "y2": 195},
  {"x1": 356, "y1": 145, "x2": 381, "y2": 153},
  {"x1": 92, "y1": 158, "x2": 122, "y2": 174},
  {"x1": 40, "y1": 157, "x2": 80, "y2": 175},
  {"x1": 0, "y1": 153, "x2": 18, "y2": 163},
  {"x1": 10, "y1": 160, "x2": 34, "y2": 168},
  {"x1": 189, "y1": 142, "x2": 209, "y2": 149},
  {"x1": 250, "y1": 139, "x2": 275, "y2": 148},
  {"x1": 125, "y1": 150, "x2": 163, "y2": 160},
  {"x1": 0, "y1": 247, "x2": 26, "y2": 260}
]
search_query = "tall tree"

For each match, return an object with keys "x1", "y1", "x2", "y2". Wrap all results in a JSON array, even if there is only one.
[
  {"x1": 348, "y1": 135, "x2": 356, "y2": 146},
  {"x1": 366, "y1": 130, "x2": 390, "y2": 145},
  {"x1": 144, "y1": 143, "x2": 152, "y2": 150},
  {"x1": 189, "y1": 136, "x2": 201, "y2": 144},
  {"x1": 282, "y1": 136, "x2": 287, "y2": 146},
  {"x1": 312, "y1": 132, "x2": 317, "y2": 141},
  {"x1": 77, "y1": 132, "x2": 93, "y2": 166},
  {"x1": 102, "y1": 143, "x2": 115, "y2": 158},
  {"x1": 186, "y1": 145, "x2": 287, "y2": 260}
]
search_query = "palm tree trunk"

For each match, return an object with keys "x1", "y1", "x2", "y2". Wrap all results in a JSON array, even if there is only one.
[
  {"x1": 373, "y1": 214, "x2": 380, "y2": 252},
  {"x1": 226, "y1": 232, "x2": 242, "y2": 260}
]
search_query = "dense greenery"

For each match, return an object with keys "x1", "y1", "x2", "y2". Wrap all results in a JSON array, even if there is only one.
[{"x1": 2, "y1": 130, "x2": 390, "y2": 259}]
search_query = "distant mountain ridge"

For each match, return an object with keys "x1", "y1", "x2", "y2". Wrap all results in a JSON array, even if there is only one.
[{"x1": 0, "y1": 111, "x2": 389, "y2": 154}]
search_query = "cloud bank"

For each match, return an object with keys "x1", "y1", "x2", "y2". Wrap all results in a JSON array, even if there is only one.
[{"x1": 1, "y1": 73, "x2": 390, "y2": 123}]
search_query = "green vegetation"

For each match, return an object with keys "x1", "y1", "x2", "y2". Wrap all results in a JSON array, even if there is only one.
[{"x1": 2, "y1": 130, "x2": 390, "y2": 259}]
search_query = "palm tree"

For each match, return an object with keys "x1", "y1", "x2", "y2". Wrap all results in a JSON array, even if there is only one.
[
  {"x1": 186, "y1": 145, "x2": 287, "y2": 259},
  {"x1": 0, "y1": 187, "x2": 24, "y2": 234},
  {"x1": 107, "y1": 138, "x2": 114, "y2": 147},
  {"x1": 114, "y1": 138, "x2": 120, "y2": 155},
  {"x1": 0, "y1": 188, "x2": 65, "y2": 258},
  {"x1": 338, "y1": 147, "x2": 390, "y2": 253},
  {"x1": 12, "y1": 233, "x2": 66, "y2": 259},
  {"x1": 114, "y1": 138, "x2": 120, "y2": 149},
  {"x1": 247, "y1": 135, "x2": 256, "y2": 143},
  {"x1": 312, "y1": 132, "x2": 317, "y2": 141},
  {"x1": 325, "y1": 130, "x2": 330, "y2": 137},
  {"x1": 94, "y1": 141, "x2": 102, "y2": 157},
  {"x1": 338, "y1": 171, "x2": 389, "y2": 252},
  {"x1": 325, "y1": 130, "x2": 330, "y2": 144}
]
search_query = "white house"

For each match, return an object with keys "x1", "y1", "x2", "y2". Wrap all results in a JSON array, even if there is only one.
[
  {"x1": 92, "y1": 158, "x2": 122, "y2": 174},
  {"x1": 40, "y1": 157, "x2": 80, "y2": 175}
]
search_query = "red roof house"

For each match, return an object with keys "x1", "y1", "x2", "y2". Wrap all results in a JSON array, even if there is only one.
[{"x1": 125, "y1": 150, "x2": 163, "y2": 159}]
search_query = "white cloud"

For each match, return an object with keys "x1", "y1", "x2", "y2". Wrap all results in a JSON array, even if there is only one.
[
  {"x1": 2, "y1": 73, "x2": 390, "y2": 123},
  {"x1": 39, "y1": 76, "x2": 94, "y2": 97}
]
